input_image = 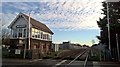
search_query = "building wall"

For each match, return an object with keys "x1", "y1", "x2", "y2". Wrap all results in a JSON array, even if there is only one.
[
  {"x1": 62, "y1": 42, "x2": 70, "y2": 49},
  {"x1": 31, "y1": 39, "x2": 52, "y2": 59},
  {"x1": 9, "y1": 15, "x2": 53, "y2": 59},
  {"x1": 9, "y1": 38, "x2": 52, "y2": 59},
  {"x1": 11, "y1": 16, "x2": 29, "y2": 29},
  {"x1": 10, "y1": 16, "x2": 29, "y2": 38}
]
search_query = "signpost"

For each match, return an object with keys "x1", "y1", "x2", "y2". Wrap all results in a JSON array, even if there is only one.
[
  {"x1": 15, "y1": 49, "x2": 21, "y2": 54},
  {"x1": 16, "y1": 25, "x2": 26, "y2": 28}
]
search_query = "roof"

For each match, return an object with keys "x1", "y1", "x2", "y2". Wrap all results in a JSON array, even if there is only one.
[{"x1": 9, "y1": 13, "x2": 54, "y2": 34}]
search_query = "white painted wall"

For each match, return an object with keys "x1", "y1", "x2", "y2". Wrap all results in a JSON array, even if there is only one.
[{"x1": 11, "y1": 17, "x2": 28, "y2": 29}]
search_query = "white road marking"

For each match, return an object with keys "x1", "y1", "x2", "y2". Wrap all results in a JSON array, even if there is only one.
[
  {"x1": 51, "y1": 60, "x2": 57, "y2": 61},
  {"x1": 29, "y1": 59, "x2": 42, "y2": 62},
  {"x1": 93, "y1": 62, "x2": 100, "y2": 67},
  {"x1": 55, "y1": 60, "x2": 67, "y2": 66}
]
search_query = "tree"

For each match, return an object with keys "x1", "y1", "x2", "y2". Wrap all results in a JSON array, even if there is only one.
[
  {"x1": 97, "y1": 1, "x2": 120, "y2": 61},
  {"x1": 2, "y1": 28, "x2": 10, "y2": 45},
  {"x1": 97, "y1": 2, "x2": 109, "y2": 49}
]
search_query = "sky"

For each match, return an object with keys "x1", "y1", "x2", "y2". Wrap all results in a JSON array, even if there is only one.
[{"x1": 1, "y1": 0, "x2": 106, "y2": 46}]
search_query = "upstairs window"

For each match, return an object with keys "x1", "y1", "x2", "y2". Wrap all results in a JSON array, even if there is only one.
[
  {"x1": 18, "y1": 28, "x2": 22, "y2": 37},
  {"x1": 32, "y1": 28, "x2": 35, "y2": 38},
  {"x1": 13, "y1": 30, "x2": 17, "y2": 38},
  {"x1": 23, "y1": 29, "x2": 26, "y2": 37},
  {"x1": 41, "y1": 32, "x2": 43, "y2": 39}
]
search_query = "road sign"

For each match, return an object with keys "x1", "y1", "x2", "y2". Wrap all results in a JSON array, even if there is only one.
[{"x1": 15, "y1": 49, "x2": 21, "y2": 54}]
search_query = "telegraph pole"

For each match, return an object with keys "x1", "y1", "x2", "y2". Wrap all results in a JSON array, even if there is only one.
[
  {"x1": 28, "y1": 12, "x2": 31, "y2": 50},
  {"x1": 116, "y1": 33, "x2": 120, "y2": 61},
  {"x1": 117, "y1": 19, "x2": 120, "y2": 61},
  {"x1": 106, "y1": 1, "x2": 111, "y2": 51},
  {"x1": 106, "y1": 0, "x2": 120, "y2": 61},
  {"x1": 24, "y1": 12, "x2": 31, "y2": 59}
]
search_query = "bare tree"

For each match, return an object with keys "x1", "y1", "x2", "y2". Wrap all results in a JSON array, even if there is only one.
[
  {"x1": 2, "y1": 28, "x2": 10, "y2": 45},
  {"x1": 2, "y1": 13, "x2": 11, "y2": 45}
]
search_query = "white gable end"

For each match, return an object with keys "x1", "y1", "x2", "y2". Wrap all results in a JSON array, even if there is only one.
[{"x1": 11, "y1": 16, "x2": 28, "y2": 29}]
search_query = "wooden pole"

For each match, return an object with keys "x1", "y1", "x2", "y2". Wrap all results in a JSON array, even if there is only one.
[{"x1": 28, "y1": 12, "x2": 31, "y2": 50}]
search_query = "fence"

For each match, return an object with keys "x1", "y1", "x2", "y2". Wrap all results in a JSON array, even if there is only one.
[{"x1": 2, "y1": 47, "x2": 44, "y2": 59}]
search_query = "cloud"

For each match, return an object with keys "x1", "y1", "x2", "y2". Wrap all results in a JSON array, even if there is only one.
[
  {"x1": 2, "y1": 13, "x2": 17, "y2": 28},
  {"x1": 2, "y1": 0, "x2": 105, "y2": 31},
  {"x1": 107, "y1": 0, "x2": 120, "y2": 2}
]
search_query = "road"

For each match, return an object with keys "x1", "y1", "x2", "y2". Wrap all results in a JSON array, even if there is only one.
[{"x1": 2, "y1": 48, "x2": 120, "y2": 67}]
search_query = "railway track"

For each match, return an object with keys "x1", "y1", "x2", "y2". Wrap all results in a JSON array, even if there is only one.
[
  {"x1": 53, "y1": 48, "x2": 87, "y2": 60},
  {"x1": 53, "y1": 48, "x2": 90, "y2": 67}
]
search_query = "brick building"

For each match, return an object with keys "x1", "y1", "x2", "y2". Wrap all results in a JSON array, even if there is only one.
[{"x1": 8, "y1": 13, "x2": 54, "y2": 59}]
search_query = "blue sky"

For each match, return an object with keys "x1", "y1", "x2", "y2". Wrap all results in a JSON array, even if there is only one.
[{"x1": 1, "y1": 0, "x2": 105, "y2": 46}]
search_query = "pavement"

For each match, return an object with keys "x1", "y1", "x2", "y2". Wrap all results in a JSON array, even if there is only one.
[
  {"x1": 2, "y1": 58, "x2": 50, "y2": 64},
  {"x1": 2, "y1": 59, "x2": 120, "y2": 67},
  {"x1": 92, "y1": 61, "x2": 120, "y2": 67},
  {"x1": 2, "y1": 58, "x2": 60, "y2": 67},
  {"x1": 55, "y1": 60, "x2": 120, "y2": 67}
]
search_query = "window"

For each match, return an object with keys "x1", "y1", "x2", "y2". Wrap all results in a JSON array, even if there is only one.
[
  {"x1": 23, "y1": 29, "x2": 26, "y2": 37},
  {"x1": 33, "y1": 45, "x2": 37, "y2": 49},
  {"x1": 32, "y1": 28, "x2": 35, "y2": 38},
  {"x1": 43, "y1": 34, "x2": 46, "y2": 39},
  {"x1": 41, "y1": 32, "x2": 43, "y2": 39},
  {"x1": 49, "y1": 35, "x2": 52, "y2": 40},
  {"x1": 31, "y1": 28, "x2": 52, "y2": 40},
  {"x1": 32, "y1": 28, "x2": 43, "y2": 39},
  {"x1": 35, "y1": 29, "x2": 38, "y2": 38},
  {"x1": 43, "y1": 34, "x2": 45, "y2": 39},
  {"x1": 18, "y1": 28, "x2": 22, "y2": 37},
  {"x1": 46, "y1": 34, "x2": 49, "y2": 40},
  {"x1": 19, "y1": 15, "x2": 22, "y2": 18},
  {"x1": 36, "y1": 29, "x2": 39, "y2": 38},
  {"x1": 13, "y1": 30, "x2": 17, "y2": 38},
  {"x1": 38, "y1": 31, "x2": 41, "y2": 38},
  {"x1": 48, "y1": 34, "x2": 50, "y2": 40}
]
